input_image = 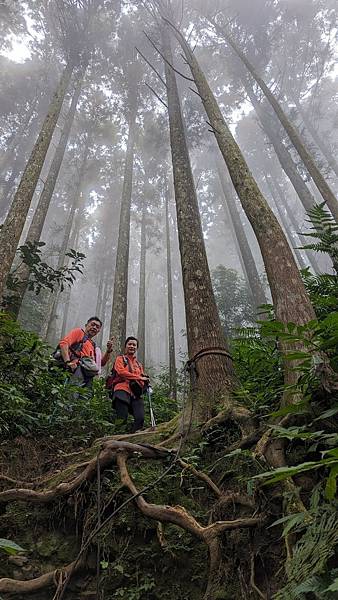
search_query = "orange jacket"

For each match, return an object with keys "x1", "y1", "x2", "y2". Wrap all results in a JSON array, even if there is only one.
[
  {"x1": 113, "y1": 355, "x2": 144, "y2": 395},
  {"x1": 59, "y1": 328, "x2": 96, "y2": 362}
]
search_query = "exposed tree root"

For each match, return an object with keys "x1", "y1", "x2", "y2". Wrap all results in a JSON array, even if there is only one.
[
  {"x1": 0, "y1": 441, "x2": 174, "y2": 504},
  {"x1": 116, "y1": 451, "x2": 263, "y2": 600},
  {"x1": 0, "y1": 557, "x2": 86, "y2": 594},
  {"x1": 178, "y1": 458, "x2": 222, "y2": 497}
]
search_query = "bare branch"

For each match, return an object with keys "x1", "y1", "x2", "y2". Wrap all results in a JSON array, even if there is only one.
[
  {"x1": 144, "y1": 31, "x2": 195, "y2": 82},
  {"x1": 135, "y1": 46, "x2": 167, "y2": 88},
  {"x1": 145, "y1": 82, "x2": 168, "y2": 108}
]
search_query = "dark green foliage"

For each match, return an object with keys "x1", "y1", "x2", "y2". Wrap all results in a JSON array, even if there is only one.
[
  {"x1": 4, "y1": 242, "x2": 85, "y2": 312},
  {"x1": 231, "y1": 324, "x2": 284, "y2": 413},
  {"x1": 300, "y1": 203, "x2": 338, "y2": 272},
  {"x1": 211, "y1": 265, "x2": 256, "y2": 336}
]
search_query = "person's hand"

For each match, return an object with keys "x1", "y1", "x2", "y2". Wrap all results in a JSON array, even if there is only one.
[
  {"x1": 140, "y1": 376, "x2": 149, "y2": 382},
  {"x1": 67, "y1": 360, "x2": 78, "y2": 372},
  {"x1": 106, "y1": 338, "x2": 114, "y2": 353}
]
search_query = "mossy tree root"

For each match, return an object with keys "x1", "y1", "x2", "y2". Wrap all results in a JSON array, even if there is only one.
[
  {"x1": 0, "y1": 440, "x2": 174, "y2": 503},
  {"x1": 116, "y1": 451, "x2": 263, "y2": 600}
]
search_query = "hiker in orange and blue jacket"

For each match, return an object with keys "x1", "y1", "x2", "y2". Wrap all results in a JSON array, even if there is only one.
[{"x1": 111, "y1": 336, "x2": 149, "y2": 432}]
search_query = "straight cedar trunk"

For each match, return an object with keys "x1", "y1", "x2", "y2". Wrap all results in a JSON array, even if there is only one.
[
  {"x1": 0, "y1": 100, "x2": 38, "y2": 178},
  {"x1": 293, "y1": 97, "x2": 338, "y2": 180},
  {"x1": 47, "y1": 143, "x2": 90, "y2": 344},
  {"x1": 213, "y1": 24, "x2": 338, "y2": 222},
  {"x1": 264, "y1": 175, "x2": 308, "y2": 270},
  {"x1": 162, "y1": 26, "x2": 234, "y2": 422},
  {"x1": 244, "y1": 81, "x2": 315, "y2": 214},
  {"x1": 12, "y1": 68, "x2": 85, "y2": 318},
  {"x1": 59, "y1": 222, "x2": 82, "y2": 340},
  {"x1": 0, "y1": 62, "x2": 74, "y2": 304},
  {"x1": 137, "y1": 200, "x2": 146, "y2": 365},
  {"x1": 109, "y1": 93, "x2": 138, "y2": 354},
  {"x1": 40, "y1": 135, "x2": 91, "y2": 339},
  {"x1": 167, "y1": 23, "x2": 316, "y2": 392},
  {"x1": 217, "y1": 161, "x2": 267, "y2": 308},
  {"x1": 267, "y1": 170, "x2": 321, "y2": 273},
  {"x1": 0, "y1": 113, "x2": 42, "y2": 222},
  {"x1": 42, "y1": 183, "x2": 82, "y2": 341},
  {"x1": 165, "y1": 184, "x2": 177, "y2": 401}
]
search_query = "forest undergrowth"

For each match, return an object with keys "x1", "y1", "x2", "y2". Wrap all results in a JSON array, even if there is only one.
[{"x1": 0, "y1": 206, "x2": 337, "y2": 600}]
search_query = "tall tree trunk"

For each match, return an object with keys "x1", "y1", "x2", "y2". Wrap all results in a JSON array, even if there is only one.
[
  {"x1": 168, "y1": 21, "x2": 315, "y2": 396},
  {"x1": 165, "y1": 184, "x2": 177, "y2": 401},
  {"x1": 268, "y1": 171, "x2": 321, "y2": 273},
  {"x1": 137, "y1": 201, "x2": 146, "y2": 366},
  {"x1": 212, "y1": 22, "x2": 338, "y2": 221},
  {"x1": 293, "y1": 97, "x2": 338, "y2": 179},
  {"x1": 162, "y1": 25, "x2": 234, "y2": 422},
  {"x1": 264, "y1": 175, "x2": 307, "y2": 270},
  {"x1": 217, "y1": 161, "x2": 267, "y2": 308},
  {"x1": 244, "y1": 81, "x2": 315, "y2": 214},
  {"x1": 109, "y1": 92, "x2": 138, "y2": 354},
  {"x1": 0, "y1": 62, "x2": 74, "y2": 304},
  {"x1": 43, "y1": 184, "x2": 82, "y2": 341},
  {"x1": 11, "y1": 68, "x2": 85, "y2": 318}
]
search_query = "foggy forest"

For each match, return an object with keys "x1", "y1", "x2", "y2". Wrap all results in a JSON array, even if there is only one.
[{"x1": 0, "y1": 0, "x2": 337, "y2": 598}]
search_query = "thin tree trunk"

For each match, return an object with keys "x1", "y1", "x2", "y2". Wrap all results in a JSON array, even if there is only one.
[
  {"x1": 0, "y1": 103, "x2": 37, "y2": 178},
  {"x1": 293, "y1": 97, "x2": 338, "y2": 179},
  {"x1": 217, "y1": 162, "x2": 267, "y2": 308},
  {"x1": 0, "y1": 62, "x2": 74, "y2": 304},
  {"x1": 212, "y1": 22, "x2": 338, "y2": 221},
  {"x1": 168, "y1": 21, "x2": 315, "y2": 398},
  {"x1": 165, "y1": 184, "x2": 177, "y2": 401},
  {"x1": 268, "y1": 171, "x2": 321, "y2": 274},
  {"x1": 264, "y1": 175, "x2": 307, "y2": 270},
  {"x1": 109, "y1": 93, "x2": 138, "y2": 354},
  {"x1": 162, "y1": 25, "x2": 234, "y2": 422},
  {"x1": 11, "y1": 68, "x2": 85, "y2": 318},
  {"x1": 43, "y1": 185, "x2": 81, "y2": 341},
  {"x1": 244, "y1": 81, "x2": 315, "y2": 214},
  {"x1": 137, "y1": 201, "x2": 146, "y2": 366}
]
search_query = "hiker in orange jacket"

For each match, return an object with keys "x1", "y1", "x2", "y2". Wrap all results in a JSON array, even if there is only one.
[
  {"x1": 112, "y1": 336, "x2": 149, "y2": 432},
  {"x1": 59, "y1": 316, "x2": 113, "y2": 387}
]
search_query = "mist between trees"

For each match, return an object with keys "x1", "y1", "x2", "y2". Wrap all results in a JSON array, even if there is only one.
[
  {"x1": 1, "y1": 2, "x2": 338, "y2": 600},
  {"x1": 0, "y1": 0, "x2": 336, "y2": 373}
]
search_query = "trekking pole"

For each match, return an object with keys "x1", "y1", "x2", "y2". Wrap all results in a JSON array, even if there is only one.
[{"x1": 147, "y1": 385, "x2": 156, "y2": 430}]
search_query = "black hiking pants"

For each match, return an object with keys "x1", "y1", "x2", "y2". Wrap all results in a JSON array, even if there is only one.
[{"x1": 113, "y1": 391, "x2": 144, "y2": 432}]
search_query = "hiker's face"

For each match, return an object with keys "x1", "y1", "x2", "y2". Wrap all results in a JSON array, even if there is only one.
[
  {"x1": 125, "y1": 339, "x2": 137, "y2": 355},
  {"x1": 85, "y1": 320, "x2": 102, "y2": 337}
]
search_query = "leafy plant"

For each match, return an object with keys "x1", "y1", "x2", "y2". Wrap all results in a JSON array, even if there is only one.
[{"x1": 0, "y1": 539, "x2": 25, "y2": 555}]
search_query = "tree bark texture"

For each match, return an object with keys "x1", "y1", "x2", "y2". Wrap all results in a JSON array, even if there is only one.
[
  {"x1": 165, "y1": 184, "x2": 177, "y2": 400},
  {"x1": 244, "y1": 81, "x2": 315, "y2": 215},
  {"x1": 0, "y1": 62, "x2": 74, "y2": 304},
  {"x1": 217, "y1": 161, "x2": 267, "y2": 308},
  {"x1": 264, "y1": 175, "x2": 307, "y2": 270},
  {"x1": 162, "y1": 26, "x2": 234, "y2": 421},
  {"x1": 137, "y1": 200, "x2": 146, "y2": 366},
  {"x1": 213, "y1": 23, "x2": 338, "y2": 221},
  {"x1": 293, "y1": 97, "x2": 338, "y2": 179},
  {"x1": 219, "y1": 28, "x2": 338, "y2": 221},
  {"x1": 169, "y1": 25, "x2": 315, "y2": 331},
  {"x1": 267, "y1": 170, "x2": 321, "y2": 274},
  {"x1": 12, "y1": 69, "x2": 85, "y2": 318},
  {"x1": 109, "y1": 94, "x2": 138, "y2": 354}
]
